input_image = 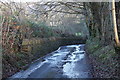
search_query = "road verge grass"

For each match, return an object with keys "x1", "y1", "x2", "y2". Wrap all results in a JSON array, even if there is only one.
[{"x1": 85, "y1": 38, "x2": 119, "y2": 78}]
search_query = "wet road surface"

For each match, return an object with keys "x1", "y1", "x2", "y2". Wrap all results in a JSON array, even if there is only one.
[{"x1": 10, "y1": 44, "x2": 92, "y2": 78}]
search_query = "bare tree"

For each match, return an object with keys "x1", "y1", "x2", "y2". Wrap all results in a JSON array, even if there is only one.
[{"x1": 112, "y1": 0, "x2": 120, "y2": 46}]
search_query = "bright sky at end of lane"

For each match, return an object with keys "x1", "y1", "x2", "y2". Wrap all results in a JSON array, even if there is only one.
[{"x1": 0, "y1": 0, "x2": 120, "y2": 2}]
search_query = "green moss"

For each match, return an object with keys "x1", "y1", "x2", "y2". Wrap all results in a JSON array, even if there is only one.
[
  {"x1": 108, "y1": 49, "x2": 116, "y2": 57},
  {"x1": 15, "y1": 52, "x2": 25, "y2": 58},
  {"x1": 86, "y1": 37, "x2": 101, "y2": 53},
  {"x1": 99, "y1": 53, "x2": 108, "y2": 60},
  {"x1": 94, "y1": 45, "x2": 116, "y2": 62},
  {"x1": 115, "y1": 46, "x2": 120, "y2": 55},
  {"x1": 16, "y1": 61, "x2": 26, "y2": 68},
  {"x1": 86, "y1": 38, "x2": 119, "y2": 77}
]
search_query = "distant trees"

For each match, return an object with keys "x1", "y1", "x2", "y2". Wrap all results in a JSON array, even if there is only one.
[
  {"x1": 25, "y1": 1, "x2": 120, "y2": 46},
  {"x1": 28, "y1": 1, "x2": 88, "y2": 36},
  {"x1": 27, "y1": 21, "x2": 58, "y2": 38}
]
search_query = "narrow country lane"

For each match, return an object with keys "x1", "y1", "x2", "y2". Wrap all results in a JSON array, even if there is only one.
[
  {"x1": 10, "y1": 44, "x2": 93, "y2": 78},
  {"x1": 2, "y1": 1, "x2": 120, "y2": 79}
]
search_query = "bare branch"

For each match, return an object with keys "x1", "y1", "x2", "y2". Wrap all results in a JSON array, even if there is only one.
[{"x1": 27, "y1": 1, "x2": 85, "y2": 15}]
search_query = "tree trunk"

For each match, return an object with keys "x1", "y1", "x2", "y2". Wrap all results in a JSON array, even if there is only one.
[{"x1": 112, "y1": 0, "x2": 120, "y2": 46}]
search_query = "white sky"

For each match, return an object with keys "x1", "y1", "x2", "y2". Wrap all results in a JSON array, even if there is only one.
[
  {"x1": 15, "y1": 0, "x2": 40, "y2": 2},
  {"x1": 1, "y1": 0, "x2": 120, "y2": 2},
  {"x1": 1, "y1": 0, "x2": 41, "y2": 2},
  {"x1": 0, "y1": 0, "x2": 70, "y2": 3}
]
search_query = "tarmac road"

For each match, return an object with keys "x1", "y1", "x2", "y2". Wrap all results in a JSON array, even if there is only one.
[{"x1": 10, "y1": 44, "x2": 92, "y2": 78}]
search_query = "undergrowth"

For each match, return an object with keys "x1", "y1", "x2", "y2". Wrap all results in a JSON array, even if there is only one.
[{"x1": 86, "y1": 38, "x2": 119, "y2": 78}]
